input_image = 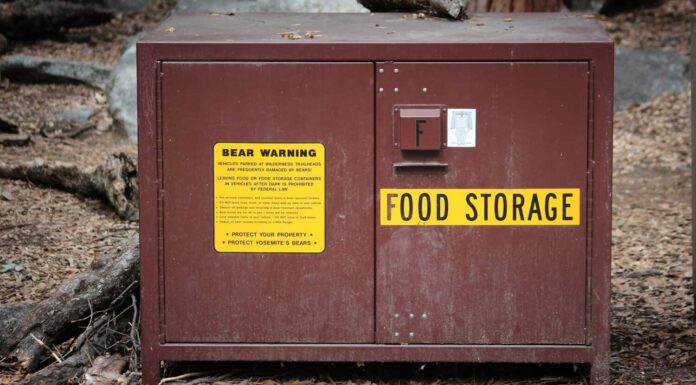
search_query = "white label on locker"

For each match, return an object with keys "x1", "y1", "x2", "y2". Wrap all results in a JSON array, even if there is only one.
[{"x1": 447, "y1": 109, "x2": 476, "y2": 148}]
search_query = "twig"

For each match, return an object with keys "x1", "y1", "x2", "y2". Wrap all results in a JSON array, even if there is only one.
[
  {"x1": 0, "y1": 222, "x2": 35, "y2": 232},
  {"x1": 159, "y1": 370, "x2": 223, "y2": 385},
  {"x1": 69, "y1": 314, "x2": 109, "y2": 353},
  {"x1": 29, "y1": 333, "x2": 63, "y2": 363},
  {"x1": 129, "y1": 294, "x2": 140, "y2": 371},
  {"x1": 109, "y1": 280, "x2": 138, "y2": 307}
]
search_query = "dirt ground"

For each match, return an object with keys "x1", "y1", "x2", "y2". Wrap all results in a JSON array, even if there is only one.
[{"x1": 1, "y1": 0, "x2": 695, "y2": 384}]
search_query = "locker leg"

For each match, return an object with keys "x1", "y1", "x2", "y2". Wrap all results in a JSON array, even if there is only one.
[
  {"x1": 590, "y1": 361, "x2": 610, "y2": 385},
  {"x1": 141, "y1": 355, "x2": 160, "y2": 385}
]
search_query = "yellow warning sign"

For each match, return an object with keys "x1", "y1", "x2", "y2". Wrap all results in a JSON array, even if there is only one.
[
  {"x1": 214, "y1": 143, "x2": 325, "y2": 253},
  {"x1": 380, "y1": 189, "x2": 580, "y2": 226}
]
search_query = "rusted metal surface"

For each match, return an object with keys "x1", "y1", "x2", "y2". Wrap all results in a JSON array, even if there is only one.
[{"x1": 138, "y1": 12, "x2": 613, "y2": 385}]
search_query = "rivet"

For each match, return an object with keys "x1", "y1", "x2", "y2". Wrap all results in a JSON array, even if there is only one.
[
  {"x1": 394, "y1": 87, "x2": 399, "y2": 92},
  {"x1": 409, "y1": 313, "x2": 414, "y2": 319},
  {"x1": 422, "y1": 313, "x2": 427, "y2": 319},
  {"x1": 395, "y1": 313, "x2": 400, "y2": 318},
  {"x1": 394, "y1": 107, "x2": 399, "y2": 111},
  {"x1": 394, "y1": 332, "x2": 400, "y2": 337},
  {"x1": 409, "y1": 332, "x2": 415, "y2": 337},
  {"x1": 379, "y1": 68, "x2": 384, "y2": 73},
  {"x1": 422, "y1": 87, "x2": 428, "y2": 92},
  {"x1": 394, "y1": 142, "x2": 399, "y2": 147},
  {"x1": 394, "y1": 68, "x2": 399, "y2": 73},
  {"x1": 442, "y1": 107, "x2": 447, "y2": 111},
  {"x1": 379, "y1": 87, "x2": 384, "y2": 92}
]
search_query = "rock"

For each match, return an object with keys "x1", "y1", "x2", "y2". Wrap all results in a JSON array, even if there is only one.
[
  {"x1": 0, "y1": 55, "x2": 112, "y2": 89},
  {"x1": 565, "y1": 0, "x2": 607, "y2": 11},
  {"x1": 84, "y1": 354, "x2": 128, "y2": 385},
  {"x1": 614, "y1": 48, "x2": 689, "y2": 111},
  {"x1": 176, "y1": 0, "x2": 368, "y2": 13},
  {"x1": 55, "y1": 106, "x2": 94, "y2": 124},
  {"x1": 108, "y1": 40, "x2": 137, "y2": 142},
  {"x1": 0, "y1": 33, "x2": 7, "y2": 55}
]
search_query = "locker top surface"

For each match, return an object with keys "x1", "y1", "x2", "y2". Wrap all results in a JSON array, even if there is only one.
[{"x1": 138, "y1": 12, "x2": 613, "y2": 60}]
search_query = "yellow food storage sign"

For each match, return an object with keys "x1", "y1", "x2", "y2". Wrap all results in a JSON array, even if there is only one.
[
  {"x1": 380, "y1": 189, "x2": 580, "y2": 226},
  {"x1": 214, "y1": 143, "x2": 325, "y2": 253}
]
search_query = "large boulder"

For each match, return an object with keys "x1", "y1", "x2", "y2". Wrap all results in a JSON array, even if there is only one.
[
  {"x1": 614, "y1": 48, "x2": 689, "y2": 110},
  {"x1": 108, "y1": 39, "x2": 138, "y2": 142}
]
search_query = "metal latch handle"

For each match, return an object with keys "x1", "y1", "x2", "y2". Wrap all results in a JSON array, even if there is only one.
[{"x1": 393, "y1": 162, "x2": 448, "y2": 172}]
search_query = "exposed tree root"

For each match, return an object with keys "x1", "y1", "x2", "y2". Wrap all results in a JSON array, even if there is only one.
[
  {"x1": 0, "y1": 236, "x2": 139, "y2": 373},
  {"x1": 0, "y1": 152, "x2": 138, "y2": 220}
]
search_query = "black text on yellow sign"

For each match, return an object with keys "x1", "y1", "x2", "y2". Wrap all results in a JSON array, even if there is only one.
[
  {"x1": 214, "y1": 142, "x2": 325, "y2": 253},
  {"x1": 380, "y1": 189, "x2": 581, "y2": 226}
]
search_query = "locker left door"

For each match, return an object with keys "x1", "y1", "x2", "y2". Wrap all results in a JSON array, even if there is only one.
[{"x1": 160, "y1": 62, "x2": 375, "y2": 343}]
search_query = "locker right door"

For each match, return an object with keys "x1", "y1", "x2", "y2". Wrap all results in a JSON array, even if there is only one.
[{"x1": 375, "y1": 62, "x2": 590, "y2": 345}]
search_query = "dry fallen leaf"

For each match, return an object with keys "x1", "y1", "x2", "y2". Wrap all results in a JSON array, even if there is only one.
[
  {"x1": 164, "y1": 26, "x2": 175, "y2": 32},
  {"x1": 503, "y1": 17, "x2": 512, "y2": 22},
  {"x1": 304, "y1": 30, "x2": 322, "y2": 39},
  {"x1": 280, "y1": 31, "x2": 302, "y2": 40},
  {"x1": 208, "y1": 12, "x2": 221, "y2": 16}
]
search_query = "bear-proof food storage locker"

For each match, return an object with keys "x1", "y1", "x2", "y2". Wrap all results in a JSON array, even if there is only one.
[{"x1": 138, "y1": 12, "x2": 613, "y2": 385}]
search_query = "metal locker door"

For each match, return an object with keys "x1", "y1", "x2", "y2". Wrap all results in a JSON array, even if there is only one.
[
  {"x1": 160, "y1": 62, "x2": 375, "y2": 343},
  {"x1": 375, "y1": 62, "x2": 590, "y2": 345}
]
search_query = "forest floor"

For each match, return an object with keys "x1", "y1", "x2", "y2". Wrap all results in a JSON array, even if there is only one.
[{"x1": 1, "y1": 0, "x2": 695, "y2": 384}]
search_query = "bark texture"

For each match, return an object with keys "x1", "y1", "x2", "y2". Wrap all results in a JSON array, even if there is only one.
[
  {"x1": 0, "y1": 153, "x2": 138, "y2": 220},
  {"x1": 0, "y1": 0, "x2": 114, "y2": 39},
  {"x1": 0, "y1": 236, "x2": 139, "y2": 372},
  {"x1": 358, "y1": 0, "x2": 468, "y2": 19}
]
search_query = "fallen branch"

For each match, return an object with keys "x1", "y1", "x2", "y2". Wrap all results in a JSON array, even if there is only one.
[
  {"x1": 0, "y1": 55, "x2": 112, "y2": 89},
  {"x1": 0, "y1": 0, "x2": 115, "y2": 40},
  {"x1": 0, "y1": 152, "x2": 138, "y2": 220},
  {"x1": 16, "y1": 346, "x2": 91, "y2": 385},
  {"x1": 0, "y1": 236, "x2": 139, "y2": 372},
  {"x1": 358, "y1": 0, "x2": 467, "y2": 19}
]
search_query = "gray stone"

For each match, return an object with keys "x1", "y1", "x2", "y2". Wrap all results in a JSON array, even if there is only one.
[
  {"x1": 108, "y1": 40, "x2": 137, "y2": 142},
  {"x1": 565, "y1": 0, "x2": 606, "y2": 11},
  {"x1": 176, "y1": 0, "x2": 368, "y2": 13},
  {"x1": 0, "y1": 55, "x2": 112, "y2": 89},
  {"x1": 614, "y1": 47, "x2": 689, "y2": 110},
  {"x1": 55, "y1": 106, "x2": 94, "y2": 124}
]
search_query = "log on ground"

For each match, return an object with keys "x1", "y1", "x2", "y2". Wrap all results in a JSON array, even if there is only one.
[{"x1": 0, "y1": 152, "x2": 138, "y2": 220}]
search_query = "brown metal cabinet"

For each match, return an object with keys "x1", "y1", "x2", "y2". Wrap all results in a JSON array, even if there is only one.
[{"x1": 138, "y1": 13, "x2": 613, "y2": 385}]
